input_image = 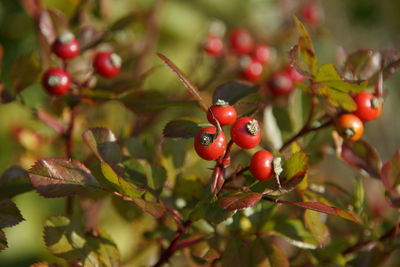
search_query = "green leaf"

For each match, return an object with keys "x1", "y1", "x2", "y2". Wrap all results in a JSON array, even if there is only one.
[
  {"x1": 124, "y1": 137, "x2": 153, "y2": 162},
  {"x1": 29, "y1": 158, "x2": 100, "y2": 198},
  {"x1": 191, "y1": 199, "x2": 233, "y2": 225},
  {"x1": 0, "y1": 230, "x2": 7, "y2": 252},
  {"x1": 304, "y1": 209, "x2": 331, "y2": 247},
  {"x1": 191, "y1": 241, "x2": 220, "y2": 261},
  {"x1": 149, "y1": 165, "x2": 167, "y2": 193},
  {"x1": 218, "y1": 192, "x2": 263, "y2": 211},
  {"x1": 318, "y1": 86, "x2": 357, "y2": 111},
  {"x1": 0, "y1": 166, "x2": 32, "y2": 198},
  {"x1": 163, "y1": 119, "x2": 210, "y2": 139},
  {"x1": 339, "y1": 140, "x2": 382, "y2": 178},
  {"x1": 11, "y1": 52, "x2": 41, "y2": 93},
  {"x1": 131, "y1": 198, "x2": 167, "y2": 219},
  {"x1": 101, "y1": 162, "x2": 144, "y2": 198},
  {"x1": 157, "y1": 53, "x2": 208, "y2": 112},
  {"x1": 0, "y1": 199, "x2": 24, "y2": 228},
  {"x1": 352, "y1": 177, "x2": 365, "y2": 215},
  {"x1": 44, "y1": 216, "x2": 120, "y2": 266},
  {"x1": 292, "y1": 16, "x2": 318, "y2": 75},
  {"x1": 212, "y1": 81, "x2": 258, "y2": 105}
]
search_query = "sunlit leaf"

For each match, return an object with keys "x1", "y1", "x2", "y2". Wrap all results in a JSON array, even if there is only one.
[
  {"x1": 212, "y1": 81, "x2": 257, "y2": 105},
  {"x1": 191, "y1": 241, "x2": 220, "y2": 261},
  {"x1": 44, "y1": 216, "x2": 120, "y2": 266},
  {"x1": 0, "y1": 199, "x2": 24, "y2": 228},
  {"x1": 304, "y1": 209, "x2": 331, "y2": 247},
  {"x1": 263, "y1": 106, "x2": 283, "y2": 150},
  {"x1": 29, "y1": 158, "x2": 100, "y2": 198},
  {"x1": 318, "y1": 86, "x2": 357, "y2": 111}
]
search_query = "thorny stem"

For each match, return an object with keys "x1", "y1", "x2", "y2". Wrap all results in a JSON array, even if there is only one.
[{"x1": 153, "y1": 220, "x2": 192, "y2": 267}]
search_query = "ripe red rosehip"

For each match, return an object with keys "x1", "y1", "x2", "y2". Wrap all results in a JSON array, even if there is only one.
[
  {"x1": 268, "y1": 71, "x2": 294, "y2": 96},
  {"x1": 241, "y1": 58, "x2": 263, "y2": 82},
  {"x1": 229, "y1": 28, "x2": 254, "y2": 55},
  {"x1": 203, "y1": 34, "x2": 224, "y2": 57},
  {"x1": 250, "y1": 150, "x2": 274, "y2": 181},
  {"x1": 42, "y1": 67, "x2": 71, "y2": 95},
  {"x1": 93, "y1": 51, "x2": 121, "y2": 78},
  {"x1": 300, "y1": 1, "x2": 323, "y2": 26},
  {"x1": 52, "y1": 32, "x2": 80, "y2": 60},
  {"x1": 207, "y1": 100, "x2": 237, "y2": 126},
  {"x1": 284, "y1": 65, "x2": 304, "y2": 83},
  {"x1": 230, "y1": 117, "x2": 261, "y2": 149},
  {"x1": 194, "y1": 126, "x2": 227, "y2": 160},
  {"x1": 251, "y1": 44, "x2": 271, "y2": 65},
  {"x1": 353, "y1": 91, "x2": 383, "y2": 122},
  {"x1": 336, "y1": 113, "x2": 364, "y2": 142}
]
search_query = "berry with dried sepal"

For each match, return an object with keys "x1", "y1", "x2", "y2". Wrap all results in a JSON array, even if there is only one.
[
  {"x1": 207, "y1": 99, "x2": 237, "y2": 126},
  {"x1": 194, "y1": 126, "x2": 227, "y2": 160},
  {"x1": 42, "y1": 67, "x2": 71, "y2": 96},
  {"x1": 230, "y1": 117, "x2": 261, "y2": 149},
  {"x1": 52, "y1": 32, "x2": 80, "y2": 60},
  {"x1": 93, "y1": 51, "x2": 122, "y2": 78},
  {"x1": 336, "y1": 113, "x2": 364, "y2": 142}
]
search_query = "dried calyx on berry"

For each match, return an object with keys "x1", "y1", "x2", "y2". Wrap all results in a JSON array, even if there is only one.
[
  {"x1": 215, "y1": 99, "x2": 229, "y2": 106},
  {"x1": 199, "y1": 132, "x2": 216, "y2": 146},
  {"x1": 246, "y1": 119, "x2": 260, "y2": 135}
]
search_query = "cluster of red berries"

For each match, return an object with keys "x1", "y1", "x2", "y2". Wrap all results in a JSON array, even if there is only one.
[
  {"x1": 336, "y1": 91, "x2": 383, "y2": 142},
  {"x1": 41, "y1": 32, "x2": 122, "y2": 96},
  {"x1": 203, "y1": 28, "x2": 272, "y2": 82},
  {"x1": 194, "y1": 99, "x2": 274, "y2": 181}
]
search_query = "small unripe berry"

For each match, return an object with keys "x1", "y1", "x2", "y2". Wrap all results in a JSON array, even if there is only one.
[
  {"x1": 93, "y1": 51, "x2": 121, "y2": 78},
  {"x1": 194, "y1": 126, "x2": 227, "y2": 160},
  {"x1": 52, "y1": 32, "x2": 80, "y2": 60},
  {"x1": 230, "y1": 117, "x2": 261, "y2": 149},
  {"x1": 250, "y1": 150, "x2": 274, "y2": 181},
  {"x1": 42, "y1": 67, "x2": 71, "y2": 96}
]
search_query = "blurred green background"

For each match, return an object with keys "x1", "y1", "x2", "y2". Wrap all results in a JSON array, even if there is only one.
[{"x1": 0, "y1": 0, "x2": 399, "y2": 266}]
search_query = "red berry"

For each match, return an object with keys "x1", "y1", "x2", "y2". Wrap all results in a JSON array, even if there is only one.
[
  {"x1": 194, "y1": 126, "x2": 227, "y2": 160},
  {"x1": 207, "y1": 101, "x2": 237, "y2": 126},
  {"x1": 250, "y1": 150, "x2": 274, "y2": 181},
  {"x1": 251, "y1": 44, "x2": 271, "y2": 65},
  {"x1": 42, "y1": 67, "x2": 71, "y2": 95},
  {"x1": 93, "y1": 52, "x2": 121, "y2": 78},
  {"x1": 204, "y1": 34, "x2": 224, "y2": 56},
  {"x1": 353, "y1": 92, "x2": 383, "y2": 122},
  {"x1": 230, "y1": 117, "x2": 261, "y2": 149},
  {"x1": 268, "y1": 71, "x2": 294, "y2": 96},
  {"x1": 300, "y1": 1, "x2": 323, "y2": 26},
  {"x1": 241, "y1": 58, "x2": 263, "y2": 82},
  {"x1": 229, "y1": 28, "x2": 254, "y2": 55},
  {"x1": 284, "y1": 65, "x2": 304, "y2": 83},
  {"x1": 52, "y1": 32, "x2": 80, "y2": 60},
  {"x1": 336, "y1": 113, "x2": 364, "y2": 142}
]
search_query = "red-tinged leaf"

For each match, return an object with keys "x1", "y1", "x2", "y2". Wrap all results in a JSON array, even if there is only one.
[
  {"x1": 131, "y1": 198, "x2": 166, "y2": 219},
  {"x1": 29, "y1": 158, "x2": 101, "y2": 198},
  {"x1": 47, "y1": 8, "x2": 68, "y2": 34},
  {"x1": 0, "y1": 230, "x2": 7, "y2": 252},
  {"x1": 0, "y1": 199, "x2": 24, "y2": 228},
  {"x1": 157, "y1": 53, "x2": 208, "y2": 112},
  {"x1": 20, "y1": 0, "x2": 41, "y2": 18},
  {"x1": 0, "y1": 166, "x2": 32, "y2": 198},
  {"x1": 36, "y1": 109, "x2": 65, "y2": 134},
  {"x1": 381, "y1": 150, "x2": 400, "y2": 200},
  {"x1": 304, "y1": 209, "x2": 331, "y2": 247},
  {"x1": 339, "y1": 140, "x2": 382, "y2": 178},
  {"x1": 218, "y1": 192, "x2": 263, "y2": 211},
  {"x1": 173, "y1": 235, "x2": 206, "y2": 251},
  {"x1": 77, "y1": 26, "x2": 107, "y2": 52},
  {"x1": 212, "y1": 81, "x2": 257, "y2": 105},
  {"x1": 292, "y1": 16, "x2": 318, "y2": 76},
  {"x1": 82, "y1": 127, "x2": 123, "y2": 164},
  {"x1": 275, "y1": 199, "x2": 361, "y2": 224}
]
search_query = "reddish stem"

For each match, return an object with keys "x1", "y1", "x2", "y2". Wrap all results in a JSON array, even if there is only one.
[{"x1": 64, "y1": 107, "x2": 76, "y2": 216}]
